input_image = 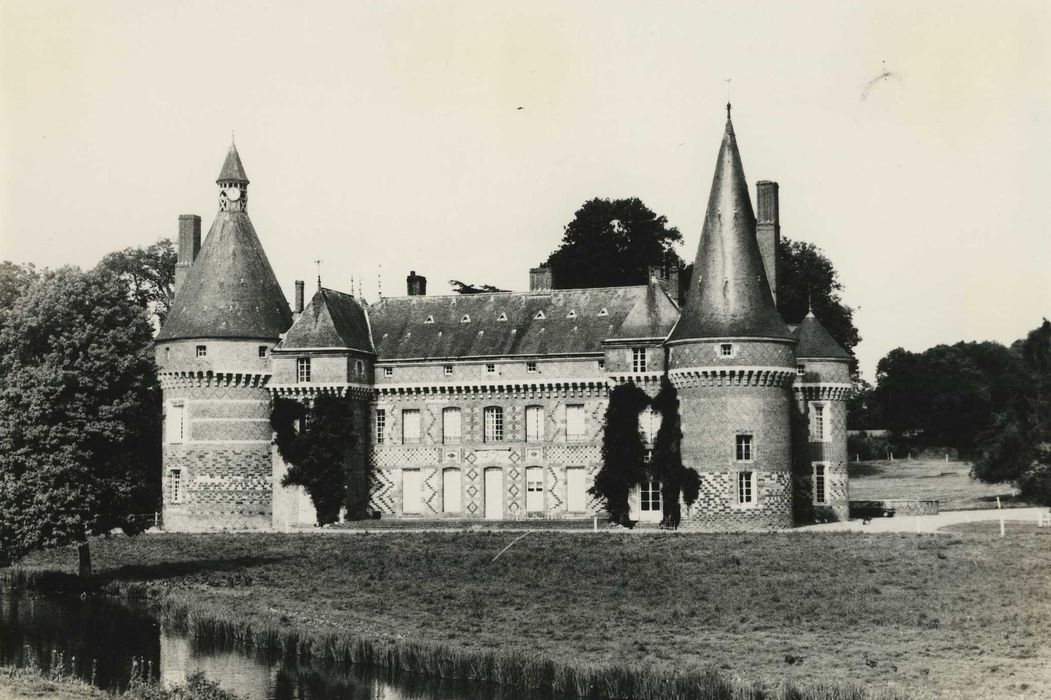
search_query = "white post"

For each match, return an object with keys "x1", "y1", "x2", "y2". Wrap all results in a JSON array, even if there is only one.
[
  {"x1": 916, "y1": 516, "x2": 921, "y2": 533},
  {"x1": 996, "y1": 496, "x2": 1002, "y2": 509},
  {"x1": 593, "y1": 515, "x2": 597, "y2": 532},
  {"x1": 945, "y1": 453, "x2": 949, "y2": 462},
  {"x1": 1000, "y1": 517, "x2": 1005, "y2": 537}
]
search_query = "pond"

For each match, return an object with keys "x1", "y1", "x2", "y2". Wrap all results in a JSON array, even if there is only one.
[{"x1": 0, "y1": 583, "x2": 547, "y2": 699}]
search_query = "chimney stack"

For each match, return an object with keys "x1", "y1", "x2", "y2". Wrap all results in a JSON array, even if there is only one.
[
  {"x1": 294, "y1": 280, "x2": 305, "y2": 317},
  {"x1": 529, "y1": 266, "x2": 552, "y2": 292},
  {"x1": 174, "y1": 214, "x2": 201, "y2": 295},
  {"x1": 755, "y1": 181, "x2": 780, "y2": 304},
  {"x1": 406, "y1": 270, "x2": 427, "y2": 296},
  {"x1": 646, "y1": 264, "x2": 683, "y2": 304}
]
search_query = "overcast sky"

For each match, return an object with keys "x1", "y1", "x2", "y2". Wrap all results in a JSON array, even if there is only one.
[{"x1": 1, "y1": 0, "x2": 1048, "y2": 379}]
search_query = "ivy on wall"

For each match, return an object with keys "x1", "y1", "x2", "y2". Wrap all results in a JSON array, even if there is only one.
[
  {"x1": 270, "y1": 395, "x2": 371, "y2": 525},
  {"x1": 650, "y1": 376, "x2": 700, "y2": 529},
  {"x1": 590, "y1": 382, "x2": 651, "y2": 526}
]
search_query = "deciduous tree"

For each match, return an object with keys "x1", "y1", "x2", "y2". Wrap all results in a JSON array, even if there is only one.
[{"x1": 96, "y1": 239, "x2": 176, "y2": 328}]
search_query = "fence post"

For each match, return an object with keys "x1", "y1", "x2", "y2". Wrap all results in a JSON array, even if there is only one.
[
  {"x1": 996, "y1": 496, "x2": 1001, "y2": 509},
  {"x1": 593, "y1": 515, "x2": 597, "y2": 532},
  {"x1": 1000, "y1": 517, "x2": 1005, "y2": 537}
]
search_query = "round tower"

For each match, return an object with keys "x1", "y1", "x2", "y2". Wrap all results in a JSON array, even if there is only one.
[
  {"x1": 155, "y1": 143, "x2": 293, "y2": 532},
  {"x1": 792, "y1": 310, "x2": 853, "y2": 522},
  {"x1": 666, "y1": 106, "x2": 798, "y2": 530}
]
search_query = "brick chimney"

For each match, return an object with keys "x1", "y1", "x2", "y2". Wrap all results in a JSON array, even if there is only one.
[
  {"x1": 529, "y1": 266, "x2": 552, "y2": 292},
  {"x1": 406, "y1": 270, "x2": 427, "y2": 296},
  {"x1": 294, "y1": 280, "x2": 305, "y2": 318},
  {"x1": 174, "y1": 214, "x2": 201, "y2": 295},
  {"x1": 646, "y1": 263, "x2": 682, "y2": 304},
  {"x1": 755, "y1": 181, "x2": 780, "y2": 304}
]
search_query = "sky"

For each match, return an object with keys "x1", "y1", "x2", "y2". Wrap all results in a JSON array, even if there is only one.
[{"x1": 1, "y1": 0, "x2": 1048, "y2": 380}]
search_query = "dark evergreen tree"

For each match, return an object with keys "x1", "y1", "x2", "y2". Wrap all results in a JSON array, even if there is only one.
[
  {"x1": 649, "y1": 377, "x2": 699, "y2": 529},
  {"x1": 590, "y1": 382, "x2": 651, "y2": 526}
]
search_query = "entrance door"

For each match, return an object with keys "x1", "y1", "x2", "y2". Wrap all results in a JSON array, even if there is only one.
[
  {"x1": 630, "y1": 479, "x2": 662, "y2": 522},
  {"x1": 566, "y1": 467, "x2": 586, "y2": 512},
  {"x1": 525, "y1": 467, "x2": 544, "y2": 513},
  {"x1": 484, "y1": 468, "x2": 503, "y2": 520},
  {"x1": 402, "y1": 469, "x2": 422, "y2": 514}
]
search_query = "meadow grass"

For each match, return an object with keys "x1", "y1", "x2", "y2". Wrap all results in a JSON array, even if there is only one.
[
  {"x1": 7, "y1": 530, "x2": 1051, "y2": 699},
  {"x1": 848, "y1": 459, "x2": 1027, "y2": 510}
]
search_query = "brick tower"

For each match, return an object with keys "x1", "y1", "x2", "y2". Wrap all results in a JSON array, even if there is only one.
[
  {"x1": 155, "y1": 143, "x2": 293, "y2": 531},
  {"x1": 666, "y1": 106, "x2": 798, "y2": 530}
]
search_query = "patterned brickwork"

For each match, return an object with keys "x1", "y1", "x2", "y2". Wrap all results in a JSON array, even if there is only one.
[
  {"x1": 163, "y1": 443, "x2": 272, "y2": 531},
  {"x1": 682, "y1": 471, "x2": 793, "y2": 530},
  {"x1": 668, "y1": 339, "x2": 795, "y2": 369}
]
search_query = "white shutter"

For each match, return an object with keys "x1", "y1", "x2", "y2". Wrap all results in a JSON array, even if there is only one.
[{"x1": 525, "y1": 406, "x2": 543, "y2": 442}]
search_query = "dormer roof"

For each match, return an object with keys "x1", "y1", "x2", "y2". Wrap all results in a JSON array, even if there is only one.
[{"x1": 276, "y1": 288, "x2": 375, "y2": 354}]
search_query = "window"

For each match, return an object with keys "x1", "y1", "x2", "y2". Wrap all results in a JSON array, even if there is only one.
[
  {"x1": 632, "y1": 348, "x2": 647, "y2": 373},
  {"x1": 640, "y1": 479, "x2": 661, "y2": 513},
  {"x1": 597, "y1": 359, "x2": 605, "y2": 369},
  {"x1": 444, "y1": 364, "x2": 453, "y2": 376},
  {"x1": 526, "y1": 361, "x2": 537, "y2": 373},
  {"x1": 525, "y1": 405, "x2": 544, "y2": 442},
  {"x1": 812, "y1": 404, "x2": 826, "y2": 442},
  {"x1": 168, "y1": 469, "x2": 183, "y2": 504},
  {"x1": 297, "y1": 357, "x2": 311, "y2": 383},
  {"x1": 374, "y1": 409, "x2": 386, "y2": 444},
  {"x1": 258, "y1": 345, "x2": 268, "y2": 358},
  {"x1": 735, "y1": 434, "x2": 753, "y2": 462},
  {"x1": 166, "y1": 402, "x2": 185, "y2": 444},
  {"x1": 424, "y1": 315, "x2": 434, "y2": 324},
  {"x1": 526, "y1": 467, "x2": 544, "y2": 512},
  {"x1": 383, "y1": 367, "x2": 393, "y2": 377},
  {"x1": 720, "y1": 343, "x2": 733, "y2": 357},
  {"x1": 483, "y1": 406, "x2": 504, "y2": 442},
  {"x1": 496, "y1": 312, "x2": 508, "y2": 322},
  {"x1": 355, "y1": 359, "x2": 365, "y2": 378},
  {"x1": 796, "y1": 363, "x2": 805, "y2": 377},
  {"x1": 196, "y1": 345, "x2": 207, "y2": 358},
  {"x1": 566, "y1": 404, "x2": 585, "y2": 442},
  {"x1": 813, "y1": 463, "x2": 827, "y2": 504},
  {"x1": 640, "y1": 408, "x2": 661, "y2": 444},
  {"x1": 401, "y1": 409, "x2": 421, "y2": 444},
  {"x1": 402, "y1": 469, "x2": 422, "y2": 514},
  {"x1": 443, "y1": 407, "x2": 461, "y2": 444},
  {"x1": 486, "y1": 363, "x2": 496, "y2": 374},
  {"x1": 460, "y1": 314, "x2": 471, "y2": 323},
  {"x1": 442, "y1": 468, "x2": 462, "y2": 513},
  {"x1": 164, "y1": 347, "x2": 170, "y2": 361},
  {"x1": 737, "y1": 471, "x2": 755, "y2": 505}
]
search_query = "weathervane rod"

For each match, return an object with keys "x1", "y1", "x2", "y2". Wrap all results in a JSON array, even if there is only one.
[{"x1": 315, "y1": 259, "x2": 322, "y2": 290}]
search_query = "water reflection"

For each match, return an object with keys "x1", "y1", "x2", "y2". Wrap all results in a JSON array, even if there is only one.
[{"x1": 0, "y1": 584, "x2": 549, "y2": 700}]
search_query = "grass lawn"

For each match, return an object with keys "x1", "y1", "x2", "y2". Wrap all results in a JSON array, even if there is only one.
[
  {"x1": 0, "y1": 667, "x2": 106, "y2": 699},
  {"x1": 848, "y1": 459, "x2": 1026, "y2": 510},
  {"x1": 11, "y1": 531, "x2": 1051, "y2": 700}
]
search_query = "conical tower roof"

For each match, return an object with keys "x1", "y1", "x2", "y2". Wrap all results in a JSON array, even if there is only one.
[
  {"x1": 793, "y1": 310, "x2": 851, "y2": 360},
  {"x1": 668, "y1": 107, "x2": 792, "y2": 342},
  {"x1": 217, "y1": 143, "x2": 249, "y2": 184}
]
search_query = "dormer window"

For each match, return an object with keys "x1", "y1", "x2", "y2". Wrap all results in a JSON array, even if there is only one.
[
  {"x1": 534, "y1": 310, "x2": 545, "y2": 320},
  {"x1": 566, "y1": 310, "x2": 577, "y2": 319},
  {"x1": 424, "y1": 315, "x2": 435, "y2": 324},
  {"x1": 497, "y1": 312, "x2": 508, "y2": 322},
  {"x1": 597, "y1": 308, "x2": 609, "y2": 317},
  {"x1": 461, "y1": 314, "x2": 470, "y2": 323}
]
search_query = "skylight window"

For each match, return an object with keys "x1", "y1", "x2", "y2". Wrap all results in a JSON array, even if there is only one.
[
  {"x1": 534, "y1": 310, "x2": 545, "y2": 320},
  {"x1": 566, "y1": 310, "x2": 577, "y2": 319},
  {"x1": 497, "y1": 312, "x2": 508, "y2": 322},
  {"x1": 461, "y1": 314, "x2": 471, "y2": 323},
  {"x1": 597, "y1": 308, "x2": 609, "y2": 317},
  {"x1": 424, "y1": 315, "x2": 434, "y2": 324}
]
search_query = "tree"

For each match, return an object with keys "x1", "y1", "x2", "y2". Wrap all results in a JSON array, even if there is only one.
[
  {"x1": 649, "y1": 377, "x2": 699, "y2": 528},
  {"x1": 96, "y1": 239, "x2": 176, "y2": 328},
  {"x1": 0, "y1": 261, "x2": 38, "y2": 329},
  {"x1": 776, "y1": 239, "x2": 860, "y2": 358},
  {"x1": 0, "y1": 267, "x2": 160, "y2": 577},
  {"x1": 590, "y1": 382, "x2": 651, "y2": 526},
  {"x1": 449, "y1": 280, "x2": 508, "y2": 294},
  {"x1": 542, "y1": 198, "x2": 685, "y2": 289}
]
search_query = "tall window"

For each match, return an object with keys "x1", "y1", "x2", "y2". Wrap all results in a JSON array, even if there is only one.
[
  {"x1": 812, "y1": 404, "x2": 826, "y2": 442},
  {"x1": 813, "y1": 463, "x2": 827, "y2": 504},
  {"x1": 640, "y1": 408, "x2": 661, "y2": 444},
  {"x1": 443, "y1": 407, "x2": 462, "y2": 444},
  {"x1": 168, "y1": 469, "x2": 183, "y2": 504},
  {"x1": 737, "y1": 471, "x2": 755, "y2": 505},
  {"x1": 166, "y1": 402, "x2": 185, "y2": 444},
  {"x1": 565, "y1": 404, "x2": 585, "y2": 442},
  {"x1": 443, "y1": 468, "x2": 462, "y2": 513},
  {"x1": 735, "y1": 434, "x2": 753, "y2": 462},
  {"x1": 525, "y1": 405, "x2": 544, "y2": 442},
  {"x1": 297, "y1": 357, "x2": 311, "y2": 383},
  {"x1": 483, "y1": 406, "x2": 504, "y2": 442},
  {"x1": 374, "y1": 409, "x2": 386, "y2": 445},
  {"x1": 632, "y1": 348, "x2": 647, "y2": 373},
  {"x1": 525, "y1": 466, "x2": 544, "y2": 512},
  {"x1": 196, "y1": 345, "x2": 207, "y2": 358},
  {"x1": 401, "y1": 409, "x2": 421, "y2": 444},
  {"x1": 640, "y1": 479, "x2": 661, "y2": 513}
]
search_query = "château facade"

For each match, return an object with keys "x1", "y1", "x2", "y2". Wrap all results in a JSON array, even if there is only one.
[{"x1": 155, "y1": 108, "x2": 853, "y2": 532}]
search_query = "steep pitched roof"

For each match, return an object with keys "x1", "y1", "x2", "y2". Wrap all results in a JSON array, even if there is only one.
[
  {"x1": 156, "y1": 210, "x2": 292, "y2": 341},
  {"x1": 365, "y1": 284, "x2": 678, "y2": 360},
  {"x1": 217, "y1": 144, "x2": 249, "y2": 184},
  {"x1": 669, "y1": 109, "x2": 792, "y2": 342},
  {"x1": 793, "y1": 311, "x2": 852, "y2": 360},
  {"x1": 277, "y1": 288, "x2": 375, "y2": 353}
]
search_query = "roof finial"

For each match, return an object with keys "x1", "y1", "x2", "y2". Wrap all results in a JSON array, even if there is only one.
[
  {"x1": 377, "y1": 264, "x2": 383, "y2": 299},
  {"x1": 231, "y1": 130, "x2": 235, "y2": 147},
  {"x1": 806, "y1": 285, "x2": 814, "y2": 318},
  {"x1": 724, "y1": 78, "x2": 732, "y2": 119},
  {"x1": 314, "y1": 259, "x2": 323, "y2": 290},
  {"x1": 350, "y1": 273, "x2": 355, "y2": 297}
]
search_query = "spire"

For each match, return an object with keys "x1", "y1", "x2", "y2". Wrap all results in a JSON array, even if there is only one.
[
  {"x1": 217, "y1": 141, "x2": 249, "y2": 184},
  {"x1": 668, "y1": 108, "x2": 792, "y2": 342},
  {"x1": 793, "y1": 312, "x2": 851, "y2": 360}
]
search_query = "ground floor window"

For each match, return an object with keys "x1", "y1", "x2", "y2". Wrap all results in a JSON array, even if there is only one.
[
  {"x1": 566, "y1": 467, "x2": 586, "y2": 512},
  {"x1": 168, "y1": 469, "x2": 183, "y2": 504},
  {"x1": 402, "y1": 469, "x2": 422, "y2": 514},
  {"x1": 813, "y1": 463, "x2": 827, "y2": 504},
  {"x1": 737, "y1": 471, "x2": 755, "y2": 505},
  {"x1": 525, "y1": 466, "x2": 544, "y2": 512},
  {"x1": 442, "y1": 468, "x2": 462, "y2": 513}
]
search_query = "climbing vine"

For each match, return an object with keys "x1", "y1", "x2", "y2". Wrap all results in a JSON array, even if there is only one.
[
  {"x1": 650, "y1": 376, "x2": 700, "y2": 529},
  {"x1": 590, "y1": 382, "x2": 651, "y2": 526},
  {"x1": 270, "y1": 395, "x2": 371, "y2": 525}
]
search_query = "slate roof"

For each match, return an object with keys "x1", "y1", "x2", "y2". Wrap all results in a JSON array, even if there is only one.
[
  {"x1": 356, "y1": 283, "x2": 679, "y2": 360},
  {"x1": 156, "y1": 210, "x2": 292, "y2": 341},
  {"x1": 793, "y1": 312, "x2": 852, "y2": 360},
  {"x1": 669, "y1": 110, "x2": 793, "y2": 342},
  {"x1": 276, "y1": 288, "x2": 375, "y2": 354},
  {"x1": 217, "y1": 143, "x2": 249, "y2": 184}
]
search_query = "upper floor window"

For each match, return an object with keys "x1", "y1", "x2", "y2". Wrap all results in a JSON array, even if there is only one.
[
  {"x1": 443, "y1": 407, "x2": 462, "y2": 444},
  {"x1": 355, "y1": 359, "x2": 365, "y2": 378},
  {"x1": 297, "y1": 357, "x2": 311, "y2": 383},
  {"x1": 719, "y1": 343, "x2": 734, "y2": 357},
  {"x1": 483, "y1": 406, "x2": 504, "y2": 442},
  {"x1": 640, "y1": 407, "x2": 661, "y2": 444},
  {"x1": 374, "y1": 409, "x2": 386, "y2": 445},
  {"x1": 401, "y1": 409, "x2": 421, "y2": 444},
  {"x1": 486, "y1": 363, "x2": 496, "y2": 374},
  {"x1": 796, "y1": 363, "x2": 805, "y2": 377},
  {"x1": 168, "y1": 469, "x2": 183, "y2": 504},
  {"x1": 258, "y1": 345, "x2": 268, "y2": 358},
  {"x1": 383, "y1": 367, "x2": 393, "y2": 377},
  {"x1": 525, "y1": 405, "x2": 544, "y2": 442},
  {"x1": 735, "y1": 434, "x2": 753, "y2": 462},
  {"x1": 812, "y1": 404, "x2": 826, "y2": 442},
  {"x1": 196, "y1": 345, "x2": 207, "y2": 358},
  {"x1": 526, "y1": 361, "x2": 538, "y2": 373},
  {"x1": 444, "y1": 364, "x2": 454, "y2": 376},
  {"x1": 166, "y1": 402, "x2": 185, "y2": 444},
  {"x1": 597, "y1": 358, "x2": 605, "y2": 370},
  {"x1": 632, "y1": 348, "x2": 647, "y2": 373},
  {"x1": 737, "y1": 471, "x2": 755, "y2": 505},
  {"x1": 566, "y1": 404, "x2": 586, "y2": 442},
  {"x1": 813, "y1": 463, "x2": 827, "y2": 504}
]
